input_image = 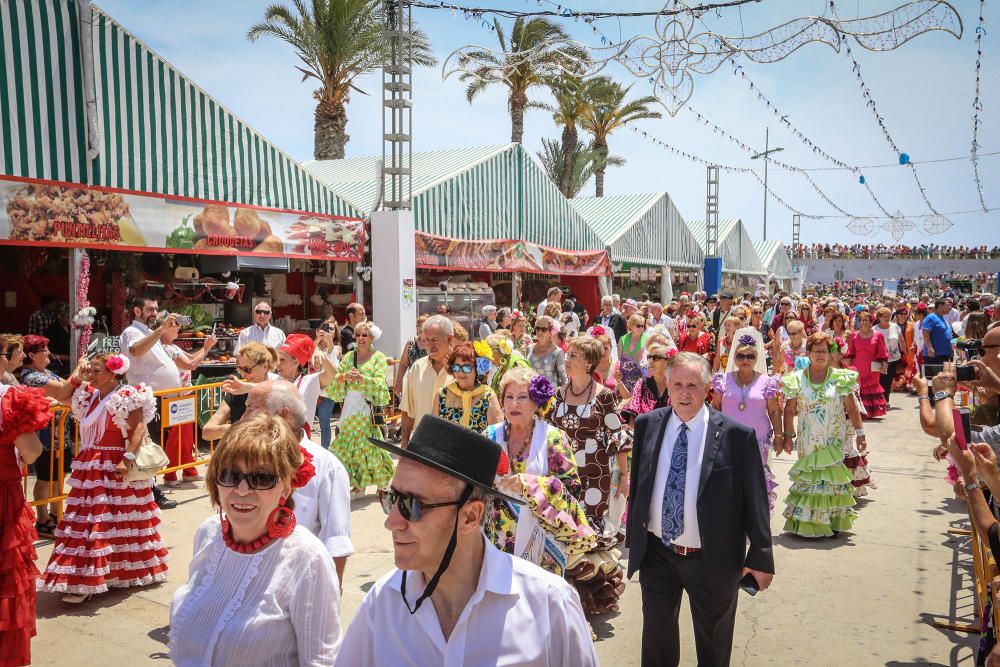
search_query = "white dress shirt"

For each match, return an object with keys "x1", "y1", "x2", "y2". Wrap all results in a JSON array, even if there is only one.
[
  {"x1": 335, "y1": 537, "x2": 597, "y2": 667},
  {"x1": 297, "y1": 435, "x2": 354, "y2": 558},
  {"x1": 235, "y1": 323, "x2": 286, "y2": 354},
  {"x1": 119, "y1": 320, "x2": 181, "y2": 391},
  {"x1": 294, "y1": 373, "x2": 323, "y2": 429},
  {"x1": 169, "y1": 517, "x2": 342, "y2": 666},
  {"x1": 648, "y1": 405, "x2": 709, "y2": 548}
]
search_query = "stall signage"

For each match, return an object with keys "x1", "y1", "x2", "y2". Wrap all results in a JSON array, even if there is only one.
[
  {"x1": 164, "y1": 396, "x2": 197, "y2": 427},
  {"x1": 414, "y1": 232, "x2": 610, "y2": 277},
  {"x1": 0, "y1": 176, "x2": 364, "y2": 261}
]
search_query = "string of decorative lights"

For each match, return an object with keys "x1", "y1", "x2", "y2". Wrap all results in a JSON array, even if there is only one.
[
  {"x1": 971, "y1": 0, "x2": 988, "y2": 212},
  {"x1": 628, "y1": 125, "x2": 1000, "y2": 220},
  {"x1": 829, "y1": 0, "x2": 942, "y2": 215},
  {"x1": 408, "y1": 0, "x2": 763, "y2": 20},
  {"x1": 681, "y1": 102, "x2": 870, "y2": 216}
]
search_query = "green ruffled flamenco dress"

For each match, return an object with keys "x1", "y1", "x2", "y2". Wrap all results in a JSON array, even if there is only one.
[{"x1": 780, "y1": 368, "x2": 859, "y2": 537}]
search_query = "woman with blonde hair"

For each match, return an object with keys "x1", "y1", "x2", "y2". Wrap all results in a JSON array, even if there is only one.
[
  {"x1": 776, "y1": 319, "x2": 808, "y2": 375},
  {"x1": 713, "y1": 315, "x2": 742, "y2": 373},
  {"x1": 169, "y1": 413, "x2": 341, "y2": 664},
  {"x1": 202, "y1": 343, "x2": 276, "y2": 441},
  {"x1": 483, "y1": 331, "x2": 531, "y2": 395},
  {"x1": 327, "y1": 320, "x2": 393, "y2": 495},
  {"x1": 485, "y1": 366, "x2": 595, "y2": 576}
]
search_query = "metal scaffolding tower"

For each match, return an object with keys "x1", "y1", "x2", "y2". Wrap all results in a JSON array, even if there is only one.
[
  {"x1": 705, "y1": 165, "x2": 720, "y2": 257},
  {"x1": 382, "y1": 0, "x2": 413, "y2": 210},
  {"x1": 791, "y1": 213, "x2": 801, "y2": 273}
]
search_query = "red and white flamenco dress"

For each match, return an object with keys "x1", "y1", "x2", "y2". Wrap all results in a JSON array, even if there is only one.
[
  {"x1": 38, "y1": 382, "x2": 169, "y2": 596},
  {"x1": 0, "y1": 385, "x2": 52, "y2": 667}
]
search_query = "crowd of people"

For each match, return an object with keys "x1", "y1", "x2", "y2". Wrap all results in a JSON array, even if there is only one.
[
  {"x1": 3, "y1": 282, "x2": 1000, "y2": 665},
  {"x1": 793, "y1": 243, "x2": 1000, "y2": 260}
]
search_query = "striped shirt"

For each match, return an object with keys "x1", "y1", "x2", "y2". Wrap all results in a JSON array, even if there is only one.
[{"x1": 234, "y1": 324, "x2": 286, "y2": 354}]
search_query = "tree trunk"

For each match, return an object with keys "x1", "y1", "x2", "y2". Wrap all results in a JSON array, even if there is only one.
[
  {"x1": 509, "y1": 91, "x2": 527, "y2": 144},
  {"x1": 314, "y1": 93, "x2": 349, "y2": 160},
  {"x1": 594, "y1": 141, "x2": 608, "y2": 197},
  {"x1": 559, "y1": 123, "x2": 577, "y2": 197}
]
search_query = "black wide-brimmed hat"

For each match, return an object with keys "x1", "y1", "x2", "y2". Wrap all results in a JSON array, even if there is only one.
[{"x1": 369, "y1": 415, "x2": 525, "y2": 506}]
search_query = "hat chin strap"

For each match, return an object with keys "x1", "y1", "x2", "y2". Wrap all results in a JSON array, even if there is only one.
[{"x1": 400, "y1": 484, "x2": 473, "y2": 615}]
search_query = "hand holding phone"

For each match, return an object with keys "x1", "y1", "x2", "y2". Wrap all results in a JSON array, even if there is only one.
[
  {"x1": 739, "y1": 571, "x2": 759, "y2": 596},
  {"x1": 953, "y1": 408, "x2": 972, "y2": 450}
]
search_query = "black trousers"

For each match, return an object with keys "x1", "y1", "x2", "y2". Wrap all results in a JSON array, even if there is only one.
[
  {"x1": 639, "y1": 533, "x2": 739, "y2": 667},
  {"x1": 879, "y1": 360, "x2": 899, "y2": 405}
]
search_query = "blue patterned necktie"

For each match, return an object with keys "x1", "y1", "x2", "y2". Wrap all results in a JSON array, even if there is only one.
[{"x1": 661, "y1": 423, "x2": 689, "y2": 545}]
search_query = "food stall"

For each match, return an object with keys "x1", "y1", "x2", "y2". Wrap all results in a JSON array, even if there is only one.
[{"x1": 0, "y1": 0, "x2": 365, "y2": 366}]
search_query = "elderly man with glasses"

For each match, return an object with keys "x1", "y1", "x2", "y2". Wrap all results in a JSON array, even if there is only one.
[{"x1": 235, "y1": 301, "x2": 286, "y2": 354}]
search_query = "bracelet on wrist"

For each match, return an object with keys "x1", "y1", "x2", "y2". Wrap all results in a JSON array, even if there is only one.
[{"x1": 783, "y1": 431, "x2": 795, "y2": 438}]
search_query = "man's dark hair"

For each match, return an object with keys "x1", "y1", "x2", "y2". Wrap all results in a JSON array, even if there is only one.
[
  {"x1": 934, "y1": 298, "x2": 948, "y2": 310},
  {"x1": 129, "y1": 295, "x2": 156, "y2": 312},
  {"x1": 40, "y1": 295, "x2": 56, "y2": 307}
]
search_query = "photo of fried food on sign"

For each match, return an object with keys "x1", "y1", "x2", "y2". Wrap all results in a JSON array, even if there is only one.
[{"x1": 3, "y1": 182, "x2": 145, "y2": 246}]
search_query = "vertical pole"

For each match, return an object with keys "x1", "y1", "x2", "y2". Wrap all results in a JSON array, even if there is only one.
[
  {"x1": 69, "y1": 249, "x2": 81, "y2": 369},
  {"x1": 763, "y1": 127, "x2": 769, "y2": 241}
]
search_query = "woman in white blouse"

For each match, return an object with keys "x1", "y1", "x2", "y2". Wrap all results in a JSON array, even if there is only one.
[
  {"x1": 169, "y1": 413, "x2": 341, "y2": 665},
  {"x1": 874, "y1": 306, "x2": 902, "y2": 409}
]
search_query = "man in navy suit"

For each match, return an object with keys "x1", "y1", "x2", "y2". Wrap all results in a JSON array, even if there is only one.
[{"x1": 626, "y1": 352, "x2": 774, "y2": 666}]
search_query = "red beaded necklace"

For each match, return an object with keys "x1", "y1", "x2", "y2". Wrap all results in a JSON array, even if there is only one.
[{"x1": 221, "y1": 518, "x2": 273, "y2": 554}]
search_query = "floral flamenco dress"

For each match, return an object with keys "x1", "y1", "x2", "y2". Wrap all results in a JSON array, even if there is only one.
[
  {"x1": 38, "y1": 383, "x2": 169, "y2": 595},
  {"x1": 437, "y1": 383, "x2": 495, "y2": 434},
  {"x1": 547, "y1": 386, "x2": 631, "y2": 615},
  {"x1": 0, "y1": 385, "x2": 52, "y2": 667},
  {"x1": 326, "y1": 350, "x2": 394, "y2": 490},
  {"x1": 781, "y1": 368, "x2": 859, "y2": 537},
  {"x1": 484, "y1": 420, "x2": 597, "y2": 578}
]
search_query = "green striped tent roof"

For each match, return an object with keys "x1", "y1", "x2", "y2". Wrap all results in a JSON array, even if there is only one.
[
  {"x1": 0, "y1": 0, "x2": 360, "y2": 217},
  {"x1": 570, "y1": 193, "x2": 703, "y2": 269},
  {"x1": 686, "y1": 218, "x2": 767, "y2": 276},
  {"x1": 304, "y1": 144, "x2": 605, "y2": 252},
  {"x1": 752, "y1": 240, "x2": 793, "y2": 280}
]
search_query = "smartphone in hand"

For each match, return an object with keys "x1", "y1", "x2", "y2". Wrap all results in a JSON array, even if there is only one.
[
  {"x1": 953, "y1": 407, "x2": 972, "y2": 450},
  {"x1": 739, "y1": 571, "x2": 759, "y2": 596}
]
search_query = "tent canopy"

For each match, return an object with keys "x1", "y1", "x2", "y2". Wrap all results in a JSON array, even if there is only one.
[
  {"x1": 753, "y1": 240, "x2": 793, "y2": 281},
  {"x1": 571, "y1": 193, "x2": 704, "y2": 270},
  {"x1": 304, "y1": 144, "x2": 606, "y2": 253},
  {"x1": 0, "y1": 0, "x2": 359, "y2": 218},
  {"x1": 686, "y1": 218, "x2": 767, "y2": 276}
]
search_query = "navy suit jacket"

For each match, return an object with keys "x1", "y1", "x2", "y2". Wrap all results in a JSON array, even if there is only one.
[{"x1": 625, "y1": 406, "x2": 775, "y2": 587}]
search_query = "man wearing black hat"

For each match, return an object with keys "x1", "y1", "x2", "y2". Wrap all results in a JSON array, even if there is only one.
[{"x1": 336, "y1": 416, "x2": 597, "y2": 666}]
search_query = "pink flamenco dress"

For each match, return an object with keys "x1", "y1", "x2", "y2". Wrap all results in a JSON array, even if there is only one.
[
  {"x1": 38, "y1": 383, "x2": 169, "y2": 597},
  {"x1": 845, "y1": 331, "x2": 888, "y2": 418},
  {"x1": 0, "y1": 385, "x2": 52, "y2": 667}
]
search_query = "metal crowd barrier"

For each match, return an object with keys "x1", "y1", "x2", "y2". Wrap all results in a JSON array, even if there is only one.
[
  {"x1": 936, "y1": 505, "x2": 1000, "y2": 638},
  {"x1": 24, "y1": 382, "x2": 226, "y2": 522}
]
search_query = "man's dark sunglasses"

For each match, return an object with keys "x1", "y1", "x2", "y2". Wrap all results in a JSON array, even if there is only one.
[
  {"x1": 255, "y1": 309, "x2": 271, "y2": 315},
  {"x1": 216, "y1": 468, "x2": 278, "y2": 490},
  {"x1": 378, "y1": 487, "x2": 469, "y2": 522}
]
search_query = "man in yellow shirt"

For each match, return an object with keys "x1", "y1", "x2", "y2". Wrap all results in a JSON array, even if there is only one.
[{"x1": 400, "y1": 315, "x2": 453, "y2": 448}]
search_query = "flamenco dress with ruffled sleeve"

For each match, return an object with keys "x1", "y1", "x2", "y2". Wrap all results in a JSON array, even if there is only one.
[
  {"x1": 780, "y1": 368, "x2": 859, "y2": 537},
  {"x1": 37, "y1": 383, "x2": 169, "y2": 596},
  {"x1": 0, "y1": 385, "x2": 52, "y2": 667}
]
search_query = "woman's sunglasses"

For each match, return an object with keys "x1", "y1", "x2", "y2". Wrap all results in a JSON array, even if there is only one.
[
  {"x1": 735, "y1": 353, "x2": 757, "y2": 361},
  {"x1": 378, "y1": 487, "x2": 469, "y2": 522},
  {"x1": 216, "y1": 468, "x2": 278, "y2": 490},
  {"x1": 236, "y1": 360, "x2": 263, "y2": 375},
  {"x1": 450, "y1": 363, "x2": 474, "y2": 374},
  {"x1": 534, "y1": 326, "x2": 551, "y2": 332},
  {"x1": 648, "y1": 354, "x2": 669, "y2": 362}
]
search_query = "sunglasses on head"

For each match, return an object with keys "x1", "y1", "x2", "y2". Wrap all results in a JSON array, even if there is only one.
[
  {"x1": 378, "y1": 487, "x2": 470, "y2": 522},
  {"x1": 216, "y1": 468, "x2": 278, "y2": 490},
  {"x1": 255, "y1": 309, "x2": 271, "y2": 315},
  {"x1": 450, "y1": 363, "x2": 474, "y2": 374},
  {"x1": 236, "y1": 360, "x2": 263, "y2": 375}
]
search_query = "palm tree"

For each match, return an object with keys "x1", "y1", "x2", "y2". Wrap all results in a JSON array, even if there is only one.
[
  {"x1": 581, "y1": 78, "x2": 662, "y2": 196},
  {"x1": 546, "y1": 73, "x2": 591, "y2": 197},
  {"x1": 248, "y1": 0, "x2": 436, "y2": 160},
  {"x1": 459, "y1": 17, "x2": 586, "y2": 144},
  {"x1": 537, "y1": 137, "x2": 624, "y2": 199}
]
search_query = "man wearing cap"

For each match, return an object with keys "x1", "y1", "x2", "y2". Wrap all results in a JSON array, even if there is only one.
[
  {"x1": 234, "y1": 300, "x2": 285, "y2": 354},
  {"x1": 710, "y1": 293, "x2": 733, "y2": 335},
  {"x1": 335, "y1": 416, "x2": 597, "y2": 666},
  {"x1": 244, "y1": 380, "x2": 353, "y2": 584}
]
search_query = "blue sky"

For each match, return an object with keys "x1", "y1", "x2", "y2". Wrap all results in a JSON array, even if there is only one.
[{"x1": 97, "y1": 0, "x2": 997, "y2": 246}]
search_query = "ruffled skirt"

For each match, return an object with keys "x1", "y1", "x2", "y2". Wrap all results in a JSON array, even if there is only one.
[
  {"x1": 37, "y1": 446, "x2": 169, "y2": 595},
  {"x1": 844, "y1": 423, "x2": 876, "y2": 497},
  {"x1": 566, "y1": 547, "x2": 626, "y2": 616},
  {"x1": 858, "y1": 371, "x2": 887, "y2": 418},
  {"x1": 783, "y1": 441, "x2": 857, "y2": 537},
  {"x1": 330, "y1": 412, "x2": 395, "y2": 490},
  {"x1": 757, "y1": 437, "x2": 778, "y2": 513},
  {"x1": 0, "y1": 480, "x2": 38, "y2": 667}
]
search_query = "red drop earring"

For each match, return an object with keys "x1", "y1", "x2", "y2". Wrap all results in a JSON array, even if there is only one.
[{"x1": 267, "y1": 496, "x2": 296, "y2": 539}]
